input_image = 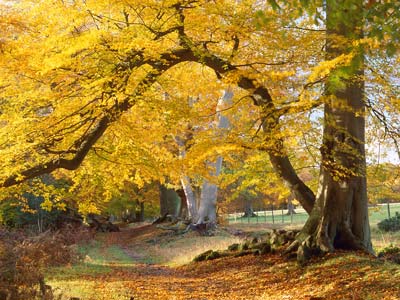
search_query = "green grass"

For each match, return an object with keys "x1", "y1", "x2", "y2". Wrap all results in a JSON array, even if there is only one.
[
  {"x1": 46, "y1": 240, "x2": 137, "y2": 299},
  {"x1": 368, "y1": 203, "x2": 400, "y2": 225},
  {"x1": 227, "y1": 209, "x2": 308, "y2": 225},
  {"x1": 45, "y1": 229, "x2": 241, "y2": 299},
  {"x1": 46, "y1": 240, "x2": 135, "y2": 280}
]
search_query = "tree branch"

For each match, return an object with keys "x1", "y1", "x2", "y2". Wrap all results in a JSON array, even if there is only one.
[{"x1": 1, "y1": 48, "x2": 193, "y2": 187}]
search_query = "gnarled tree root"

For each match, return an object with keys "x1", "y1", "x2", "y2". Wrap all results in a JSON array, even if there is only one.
[{"x1": 284, "y1": 225, "x2": 373, "y2": 265}]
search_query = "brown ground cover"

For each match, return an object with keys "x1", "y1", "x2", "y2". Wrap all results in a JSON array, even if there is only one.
[{"x1": 47, "y1": 224, "x2": 400, "y2": 300}]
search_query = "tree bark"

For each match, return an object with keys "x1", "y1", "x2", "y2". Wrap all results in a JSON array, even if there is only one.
[
  {"x1": 291, "y1": 0, "x2": 373, "y2": 260},
  {"x1": 159, "y1": 185, "x2": 181, "y2": 217},
  {"x1": 236, "y1": 76, "x2": 316, "y2": 214},
  {"x1": 176, "y1": 133, "x2": 198, "y2": 220},
  {"x1": 197, "y1": 179, "x2": 219, "y2": 224},
  {"x1": 176, "y1": 189, "x2": 189, "y2": 219},
  {"x1": 196, "y1": 90, "x2": 232, "y2": 225},
  {"x1": 180, "y1": 176, "x2": 197, "y2": 220}
]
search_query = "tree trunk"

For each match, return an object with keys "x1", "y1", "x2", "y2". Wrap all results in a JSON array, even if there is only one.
[
  {"x1": 197, "y1": 179, "x2": 219, "y2": 224},
  {"x1": 135, "y1": 201, "x2": 145, "y2": 222},
  {"x1": 291, "y1": 0, "x2": 373, "y2": 261},
  {"x1": 196, "y1": 90, "x2": 232, "y2": 225},
  {"x1": 180, "y1": 176, "x2": 197, "y2": 220},
  {"x1": 243, "y1": 199, "x2": 257, "y2": 218},
  {"x1": 175, "y1": 130, "x2": 198, "y2": 220},
  {"x1": 286, "y1": 198, "x2": 296, "y2": 215},
  {"x1": 269, "y1": 154, "x2": 315, "y2": 214},
  {"x1": 159, "y1": 185, "x2": 181, "y2": 217},
  {"x1": 176, "y1": 189, "x2": 189, "y2": 219}
]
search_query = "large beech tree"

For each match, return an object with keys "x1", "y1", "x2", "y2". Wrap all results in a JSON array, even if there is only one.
[
  {"x1": 0, "y1": 0, "x2": 399, "y2": 260},
  {"x1": 287, "y1": 0, "x2": 372, "y2": 259}
]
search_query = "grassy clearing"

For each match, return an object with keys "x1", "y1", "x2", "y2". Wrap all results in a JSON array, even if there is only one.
[
  {"x1": 46, "y1": 226, "x2": 241, "y2": 299},
  {"x1": 141, "y1": 235, "x2": 240, "y2": 266}
]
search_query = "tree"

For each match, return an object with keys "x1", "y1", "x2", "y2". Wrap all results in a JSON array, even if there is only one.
[
  {"x1": 0, "y1": 0, "x2": 399, "y2": 261},
  {"x1": 287, "y1": 0, "x2": 373, "y2": 258}
]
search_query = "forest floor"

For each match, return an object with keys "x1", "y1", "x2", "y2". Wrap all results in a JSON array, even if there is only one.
[{"x1": 46, "y1": 223, "x2": 400, "y2": 300}]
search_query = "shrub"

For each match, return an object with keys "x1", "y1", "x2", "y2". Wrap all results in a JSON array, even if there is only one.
[
  {"x1": 377, "y1": 212, "x2": 400, "y2": 232},
  {"x1": 377, "y1": 245, "x2": 400, "y2": 264},
  {"x1": 0, "y1": 225, "x2": 92, "y2": 300}
]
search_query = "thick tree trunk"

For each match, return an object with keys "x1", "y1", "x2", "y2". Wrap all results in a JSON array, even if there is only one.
[
  {"x1": 291, "y1": 0, "x2": 373, "y2": 261},
  {"x1": 195, "y1": 90, "x2": 232, "y2": 225},
  {"x1": 196, "y1": 155, "x2": 224, "y2": 224},
  {"x1": 159, "y1": 185, "x2": 181, "y2": 217},
  {"x1": 197, "y1": 178, "x2": 219, "y2": 224}
]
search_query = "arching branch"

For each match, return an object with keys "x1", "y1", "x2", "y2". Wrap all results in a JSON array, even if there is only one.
[
  {"x1": 1, "y1": 49, "x2": 193, "y2": 188},
  {"x1": 2, "y1": 25, "x2": 316, "y2": 214}
]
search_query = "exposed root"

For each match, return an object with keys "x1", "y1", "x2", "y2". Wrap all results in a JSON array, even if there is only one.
[
  {"x1": 284, "y1": 240, "x2": 300, "y2": 254},
  {"x1": 284, "y1": 229, "x2": 329, "y2": 265},
  {"x1": 284, "y1": 224, "x2": 373, "y2": 265}
]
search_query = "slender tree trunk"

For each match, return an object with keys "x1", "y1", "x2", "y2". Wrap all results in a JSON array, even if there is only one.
[
  {"x1": 269, "y1": 154, "x2": 315, "y2": 214},
  {"x1": 175, "y1": 130, "x2": 198, "y2": 220},
  {"x1": 291, "y1": 0, "x2": 373, "y2": 260},
  {"x1": 243, "y1": 199, "x2": 257, "y2": 218},
  {"x1": 286, "y1": 198, "x2": 296, "y2": 215},
  {"x1": 135, "y1": 201, "x2": 145, "y2": 222}
]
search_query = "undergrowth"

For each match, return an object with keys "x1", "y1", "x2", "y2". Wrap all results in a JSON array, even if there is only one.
[{"x1": 0, "y1": 224, "x2": 93, "y2": 300}]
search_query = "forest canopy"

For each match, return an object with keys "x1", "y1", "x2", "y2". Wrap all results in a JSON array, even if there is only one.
[{"x1": 0, "y1": 0, "x2": 399, "y2": 258}]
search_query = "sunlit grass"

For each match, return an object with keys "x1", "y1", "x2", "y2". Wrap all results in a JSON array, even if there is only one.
[
  {"x1": 46, "y1": 240, "x2": 137, "y2": 299},
  {"x1": 49, "y1": 279, "x2": 134, "y2": 300},
  {"x1": 46, "y1": 240, "x2": 135, "y2": 280},
  {"x1": 371, "y1": 226, "x2": 400, "y2": 251},
  {"x1": 158, "y1": 235, "x2": 241, "y2": 266}
]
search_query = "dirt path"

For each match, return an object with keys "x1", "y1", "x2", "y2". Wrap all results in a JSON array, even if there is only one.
[
  {"x1": 50, "y1": 224, "x2": 400, "y2": 300},
  {"x1": 104, "y1": 225, "x2": 400, "y2": 299}
]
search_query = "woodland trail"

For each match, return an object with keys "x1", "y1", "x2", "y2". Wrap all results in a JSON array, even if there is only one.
[{"x1": 66, "y1": 224, "x2": 400, "y2": 300}]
